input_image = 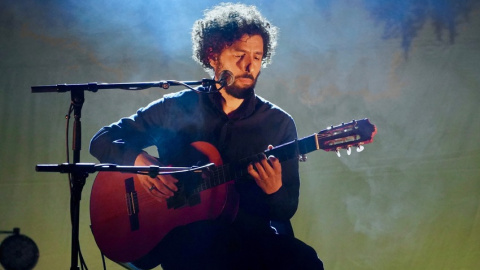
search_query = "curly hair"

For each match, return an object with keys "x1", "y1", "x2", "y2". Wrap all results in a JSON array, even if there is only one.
[{"x1": 191, "y1": 3, "x2": 279, "y2": 72}]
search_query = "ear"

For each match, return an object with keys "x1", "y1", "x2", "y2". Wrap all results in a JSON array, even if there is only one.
[
  {"x1": 208, "y1": 55, "x2": 218, "y2": 68},
  {"x1": 207, "y1": 47, "x2": 217, "y2": 67}
]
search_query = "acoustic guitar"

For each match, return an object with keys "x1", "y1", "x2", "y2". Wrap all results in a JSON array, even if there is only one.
[{"x1": 89, "y1": 118, "x2": 377, "y2": 264}]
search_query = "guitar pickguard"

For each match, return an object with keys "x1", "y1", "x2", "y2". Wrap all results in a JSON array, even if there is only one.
[{"x1": 166, "y1": 172, "x2": 202, "y2": 209}]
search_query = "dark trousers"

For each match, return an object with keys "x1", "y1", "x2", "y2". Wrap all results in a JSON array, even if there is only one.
[{"x1": 133, "y1": 220, "x2": 324, "y2": 270}]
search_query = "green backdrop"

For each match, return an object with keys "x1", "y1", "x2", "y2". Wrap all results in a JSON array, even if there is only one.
[{"x1": 1, "y1": 0, "x2": 479, "y2": 269}]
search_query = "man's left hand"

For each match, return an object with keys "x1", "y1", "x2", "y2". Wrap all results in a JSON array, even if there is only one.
[{"x1": 248, "y1": 153, "x2": 282, "y2": 194}]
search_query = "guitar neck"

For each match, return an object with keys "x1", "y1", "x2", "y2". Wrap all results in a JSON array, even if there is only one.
[
  {"x1": 195, "y1": 135, "x2": 319, "y2": 191},
  {"x1": 195, "y1": 118, "x2": 377, "y2": 192},
  {"x1": 265, "y1": 134, "x2": 320, "y2": 161}
]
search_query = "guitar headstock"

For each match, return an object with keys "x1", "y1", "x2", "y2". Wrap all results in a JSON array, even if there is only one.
[{"x1": 317, "y1": 118, "x2": 377, "y2": 156}]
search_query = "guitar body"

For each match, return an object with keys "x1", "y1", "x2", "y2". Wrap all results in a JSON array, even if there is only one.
[{"x1": 89, "y1": 142, "x2": 239, "y2": 263}]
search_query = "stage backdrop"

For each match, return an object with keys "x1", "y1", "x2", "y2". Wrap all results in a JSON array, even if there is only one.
[{"x1": 1, "y1": 0, "x2": 479, "y2": 269}]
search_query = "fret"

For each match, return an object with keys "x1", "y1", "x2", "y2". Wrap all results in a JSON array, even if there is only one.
[
  {"x1": 297, "y1": 135, "x2": 320, "y2": 154},
  {"x1": 219, "y1": 166, "x2": 225, "y2": 185},
  {"x1": 216, "y1": 166, "x2": 223, "y2": 184},
  {"x1": 224, "y1": 165, "x2": 231, "y2": 183},
  {"x1": 204, "y1": 177, "x2": 210, "y2": 189}
]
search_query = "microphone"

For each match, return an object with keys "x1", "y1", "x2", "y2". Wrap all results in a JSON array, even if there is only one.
[{"x1": 218, "y1": 70, "x2": 235, "y2": 87}]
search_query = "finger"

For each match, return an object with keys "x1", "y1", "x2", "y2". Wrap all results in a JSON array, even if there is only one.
[
  {"x1": 143, "y1": 182, "x2": 156, "y2": 193},
  {"x1": 144, "y1": 178, "x2": 173, "y2": 197},
  {"x1": 268, "y1": 155, "x2": 282, "y2": 174},
  {"x1": 153, "y1": 182, "x2": 175, "y2": 197},
  {"x1": 248, "y1": 163, "x2": 266, "y2": 189},
  {"x1": 150, "y1": 189, "x2": 169, "y2": 199},
  {"x1": 259, "y1": 157, "x2": 276, "y2": 176},
  {"x1": 151, "y1": 192, "x2": 171, "y2": 203},
  {"x1": 247, "y1": 163, "x2": 260, "y2": 180},
  {"x1": 142, "y1": 183, "x2": 169, "y2": 200},
  {"x1": 139, "y1": 178, "x2": 170, "y2": 201},
  {"x1": 159, "y1": 175, "x2": 179, "y2": 192},
  {"x1": 253, "y1": 160, "x2": 268, "y2": 179}
]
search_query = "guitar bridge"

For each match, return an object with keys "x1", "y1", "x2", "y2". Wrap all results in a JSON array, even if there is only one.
[{"x1": 124, "y1": 177, "x2": 140, "y2": 231}]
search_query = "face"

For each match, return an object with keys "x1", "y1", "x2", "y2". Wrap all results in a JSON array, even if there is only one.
[{"x1": 210, "y1": 34, "x2": 264, "y2": 99}]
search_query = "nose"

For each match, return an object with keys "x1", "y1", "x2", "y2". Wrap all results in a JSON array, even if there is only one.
[{"x1": 239, "y1": 55, "x2": 253, "y2": 73}]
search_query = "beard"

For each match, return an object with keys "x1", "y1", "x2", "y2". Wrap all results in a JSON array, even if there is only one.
[{"x1": 224, "y1": 71, "x2": 261, "y2": 99}]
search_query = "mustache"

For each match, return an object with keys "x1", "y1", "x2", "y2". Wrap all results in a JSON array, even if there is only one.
[{"x1": 236, "y1": 73, "x2": 255, "y2": 80}]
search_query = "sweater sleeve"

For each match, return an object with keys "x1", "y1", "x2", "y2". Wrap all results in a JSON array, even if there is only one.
[
  {"x1": 89, "y1": 98, "x2": 166, "y2": 165},
  {"x1": 265, "y1": 117, "x2": 300, "y2": 221}
]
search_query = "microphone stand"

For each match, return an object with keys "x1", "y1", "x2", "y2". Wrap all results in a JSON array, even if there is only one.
[
  {"x1": 70, "y1": 88, "x2": 85, "y2": 270},
  {"x1": 31, "y1": 78, "x2": 216, "y2": 270}
]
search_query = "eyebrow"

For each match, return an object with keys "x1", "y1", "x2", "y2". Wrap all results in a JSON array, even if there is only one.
[{"x1": 232, "y1": 48, "x2": 264, "y2": 56}]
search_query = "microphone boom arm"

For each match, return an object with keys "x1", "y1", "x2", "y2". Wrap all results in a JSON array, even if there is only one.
[
  {"x1": 31, "y1": 79, "x2": 218, "y2": 93},
  {"x1": 31, "y1": 70, "x2": 235, "y2": 94}
]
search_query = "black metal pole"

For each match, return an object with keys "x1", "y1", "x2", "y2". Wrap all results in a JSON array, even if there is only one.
[{"x1": 69, "y1": 89, "x2": 86, "y2": 270}]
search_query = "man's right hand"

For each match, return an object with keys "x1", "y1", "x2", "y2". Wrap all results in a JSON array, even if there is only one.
[{"x1": 134, "y1": 152, "x2": 179, "y2": 202}]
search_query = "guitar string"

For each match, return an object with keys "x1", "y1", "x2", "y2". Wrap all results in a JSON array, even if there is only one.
[{"x1": 117, "y1": 121, "x2": 371, "y2": 212}]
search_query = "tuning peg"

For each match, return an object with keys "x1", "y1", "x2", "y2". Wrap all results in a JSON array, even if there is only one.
[
  {"x1": 298, "y1": 154, "x2": 308, "y2": 162},
  {"x1": 336, "y1": 150, "x2": 341, "y2": 157},
  {"x1": 356, "y1": 145, "x2": 364, "y2": 152},
  {"x1": 347, "y1": 147, "x2": 352, "y2": 156}
]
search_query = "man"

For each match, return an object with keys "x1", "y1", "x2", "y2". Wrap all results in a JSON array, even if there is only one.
[{"x1": 90, "y1": 3, "x2": 323, "y2": 270}]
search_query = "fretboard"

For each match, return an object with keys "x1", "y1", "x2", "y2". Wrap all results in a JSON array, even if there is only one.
[{"x1": 193, "y1": 134, "x2": 320, "y2": 193}]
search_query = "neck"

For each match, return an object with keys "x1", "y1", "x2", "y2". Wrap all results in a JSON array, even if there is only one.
[{"x1": 219, "y1": 89, "x2": 244, "y2": 115}]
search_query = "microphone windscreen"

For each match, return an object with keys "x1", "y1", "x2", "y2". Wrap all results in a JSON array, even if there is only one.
[{"x1": 219, "y1": 70, "x2": 235, "y2": 86}]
